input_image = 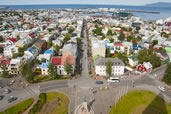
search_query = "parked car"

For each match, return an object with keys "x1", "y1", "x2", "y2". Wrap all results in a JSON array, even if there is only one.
[
  {"x1": 0, "y1": 95, "x2": 4, "y2": 100},
  {"x1": 8, "y1": 96, "x2": 17, "y2": 103},
  {"x1": 95, "y1": 81, "x2": 104, "y2": 84},
  {"x1": 107, "y1": 77, "x2": 120, "y2": 83},
  {"x1": 158, "y1": 86, "x2": 165, "y2": 92},
  {"x1": 5, "y1": 89, "x2": 11, "y2": 94}
]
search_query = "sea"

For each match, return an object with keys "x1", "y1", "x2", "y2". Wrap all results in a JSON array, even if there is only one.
[{"x1": 1, "y1": 4, "x2": 171, "y2": 20}]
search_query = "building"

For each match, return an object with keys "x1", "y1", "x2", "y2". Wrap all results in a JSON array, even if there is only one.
[
  {"x1": 38, "y1": 49, "x2": 54, "y2": 61},
  {"x1": 51, "y1": 54, "x2": 75, "y2": 76},
  {"x1": 40, "y1": 61, "x2": 49, "y2": 75},
  {"x1": 94, "y1": 56, "x2": 125, "y2": 76},
  {"x1": 91, "y1": 40, "x2": 106, "y2": 57},
  {"x1": 24, "y1": 46, "x2": 39, "y2": 60},
  {"x1": 128, "y1": 54, "x2": 138, "y2": 67},
  {"x1": 9, "y1": 57, "x2": 24, "y2": 74},
  {"x1": 3, "y1": 45, "x2": 18, "y2": 58},
  {"x1": 137, "y1": 62, "x2": 152, "y2": 73},
  {"x1": 33, "y1": 40, "x2": 47, "y2": 53}
]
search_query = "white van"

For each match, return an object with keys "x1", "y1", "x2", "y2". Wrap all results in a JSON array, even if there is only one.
[{"x1": 107, "y1": 77, "x2": 120, "y2": 83}]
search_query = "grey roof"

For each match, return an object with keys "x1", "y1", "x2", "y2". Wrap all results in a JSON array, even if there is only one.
[{"x1": 95, "y1": 56, "x2": 125, "y2": 66}]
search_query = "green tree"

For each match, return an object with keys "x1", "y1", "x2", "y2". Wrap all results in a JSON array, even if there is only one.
[
  {"x1": 162, "y1": 63, "x2": 171, "y2": 85},
  {"x1": 107, "y1": 29, "x2": 113, "y2": 36},
  {"x1": 152, "y1": 40, "x2": 158, "y2": 46},
  {"x1": 54, "y1": 45, "x2": 60, "y2": 53},
  {"x1": 48, "y1": 64, "x2": 57, "y2": 79},
  {"x1": 47, "y1": 41, "x2": 52, "y2": 48},
  {"x1": 138, "y1": 49, "x2": 149, "y2": 64},
  {"x1": 0, "y1": 47, "x2": 3, "y2": 53},
  {"x1": 118, "y1": 31, "x2": 125, "y2": 41},
  {"x1": 149, "y1": 53, "x2": 161, "y2": 68},
  {"x1": 127, "y1": 35, "x2": 133, "y2": 42},
  {"x1": 0, "y1": 36, "x2": 4, "y2": 42},
  {"x1": 1, "y1": 65, "x2": 9, "y2": 78},
  {"x1": 106, "y1": 48, "x2": 111, "y2": 58},
  {"x1": 76, "y1": 38, "x2": 81, "y2": 44},
  {"x1": 63, "y1": 33, "x2": 71, "y2": 43},
  {"x1": 106, "y1": 61, "x2": 112, "y2": 77},
  {"x1": 64, "y1": 59, "x2": 73, "y2": 76}
]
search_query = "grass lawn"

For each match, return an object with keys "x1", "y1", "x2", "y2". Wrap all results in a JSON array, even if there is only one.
[
  {"x1": 33, "y1": 76, "x2": 69, "y2": 83},
  {"x1": 110, "y1": 90, "x2": 171, "y2": 114},
  {"x1": 0, "y1": 98, "x2": 34, "y2": 114},
  {"x1": 45, "y1": 92, "x2": 69, "y2": 114}
]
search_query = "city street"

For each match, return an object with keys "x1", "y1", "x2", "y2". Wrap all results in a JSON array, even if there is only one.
[{"x1": 0, "y1": 19, "x2": 171, "y2": 114}]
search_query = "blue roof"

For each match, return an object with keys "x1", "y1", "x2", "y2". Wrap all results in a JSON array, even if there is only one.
[
  {"x1": 27, "y1": 47, "x2": 37, "y2": 54},
  {"x1": 44, "y1": 49, "x2": 54, "y2": 55},
  {"x1": 41, "y1": 62, "x2": 49, "y2": 68}
]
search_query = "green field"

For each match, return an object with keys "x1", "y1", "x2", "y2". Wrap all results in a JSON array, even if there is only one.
[
  {"x1": 0, "y1": 98, "x2": 34, "y2": 114},
  {"x1": 43, "y1": 92, "x2": 69, "y2": 114},
  {"x1": 110, "y1": 90, "x2": 171, "y2": 114}
]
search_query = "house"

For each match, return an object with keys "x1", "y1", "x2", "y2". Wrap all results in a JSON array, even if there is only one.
[
  {"x1": 122, "y1": 42, "x2": 133, "y2": 55},
  {"x1": 40, "y1": 61, "x2": 49, "y2": 75},
  {"x1": 128, "y1": 54, "x2": 138, "y2": 67},
  {"x1": 137, "y1": 62, "x2": 152, "y2": 73},
  {"x1": 94, "y1": 56, "x2": 125, "y2": 76},
  {"x1": 38, "y1": 49, "x2": 54, "y2": 61},
  {"x1": 91, "y1": 39, "x2": 106, "y2": 57},
  {"x1": 15, "y1": 38, "x2": 30, "y2": 48},
  {"x1": 3, "y1": 45, "x2": 18, "y2": 58},
  {"x1": 0, "y1": 56, "x2": 11, "y2": 74},
  {"x1": 51, "y1": 54, "x2": 75, "y2": 76},
  {"x1": 52, "y1": 39, "x2": 62, "y2": 47},
  {"x1": 33, "y1": 40, "x2": 47, "y2": 53},
  {"x1": 24, "y1": 46, "x2": 39, "y2": 61},
  {"x1": 156, "y1": 50, "x2": 170, "y2": 64},
  {"x1": 62, "y1": 42, "x2": 77, "y2": 58},
  {"x1": 113, "y1": 42, "x2": 124, "y2": 53},
  {"x1": 9, "y1": 57, "x2": 24, "y2": 74}
]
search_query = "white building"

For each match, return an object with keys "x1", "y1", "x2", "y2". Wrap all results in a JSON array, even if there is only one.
[
  {"x1": 94, "y1": 57, "x2": 125, "y2": 76},
  {"x1": 9, "y1": 57, "x2": 24, "y2": 74},
  {"x1": 3, "y1": 45, "x2": 18, "y2": 58}
]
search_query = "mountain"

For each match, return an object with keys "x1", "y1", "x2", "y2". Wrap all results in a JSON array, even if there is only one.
[{"x1": 145, "y1": 2, "x2": 171, "y2": 7}]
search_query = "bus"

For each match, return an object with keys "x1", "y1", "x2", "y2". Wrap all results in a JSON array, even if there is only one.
[{"x1": 107, "y1": 77, "x2": 120, "y2": 83}]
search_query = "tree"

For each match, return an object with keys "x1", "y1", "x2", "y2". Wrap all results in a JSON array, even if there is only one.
[
  {"x1": 64, "y1": 59, "x2": 73, "y2": 76},
  {"x1": 0, "y1": 36, "x2": 4, "y2": 42},
  {"x1": 76, "y1": 38, "x2": 81, "y2": 44},
  {"x1": 0, "y1": 47, "x2": 3, "y2": 53},
  {"x1": 106, "y1": 61, "x2": 112, "y2": 77},
  {"x1": 63, "y1": 33, "x2": 71, "y2": 43},
  {"x1": 106, "y1": 48, "x2": 111, "y2": 58},
  {"x1": 152, "y1": 40, "x2": 158, "y2": 46},
  {"x1": 162, "y1": 63, "x2": 171, "y2": 85},
  {"x1": 138, "y1": 49, "x2": 149, "y2": 64},
  {"x1": 127, "y1": 35, "x2": 133, "y2": 42},
  {"x1": 118, "y1": 31, "x2": 125, "y2": 41},
  {"x1": 1, "y1": 65, "x2": 9, "y2": 78},
  {"x1": 48, "y1": 64, "x2": 57, "y2": 79},
  {"x1": 149, "y1": 53, "x2": 161, "y2": 68},
  {"x1": 107, "y1": 29, "x2": 113, "y2": 36},
  {"x1": 21, "y1": 61, "x2": 34, "y2": 83},
  {"x1": 47, "y1": 41, "x2": 52, "y2": 48},
  {"x1": 54, "y1": 45, "x2": 60, "y2": 53}
]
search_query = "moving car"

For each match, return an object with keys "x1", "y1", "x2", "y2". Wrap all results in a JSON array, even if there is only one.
[
  {"x1": 0, "y1": 95, "x2": 4, "y2": 100},
  {"x1": 5, "y1": 89, "x2": 11, "y2": 94},
  {"x1": 95, "y1": 81, "x2": 104, "y2": 84},
  {"x1": 158, "y1": 86, "x2": 165, "y2": 92},
  {"x1": 8, "y1": 96, "x2": 18, "y2": 103},
  {"x1": 107, "y1": 77, "x2": 120, "y2": 83}
]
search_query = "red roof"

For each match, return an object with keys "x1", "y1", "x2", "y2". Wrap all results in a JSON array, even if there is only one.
[
  {"x1": 9, "y1": 38, "x2": 16, "y2": 43},
  {"x1": 0, "y1": 56, "x2": 5, "y2": 61},
  {"x1": 28, "y1": 32, "x2": 35, "y2": 39},
  {"x1": 114, "y1": 42, "x2": 123, "y2": 46},
  {"x1": 1, "y1": 60, "x2": 11, "y2": 65},
  {"x1": 115, "y1": 30, "x2": 120, "y2": 33},
  {"x1": 51, "y1": 57, "x2": 62, "y2": 65},
  {"x1": 61, "y1": 54, "x2": 75, "y2": 65}
]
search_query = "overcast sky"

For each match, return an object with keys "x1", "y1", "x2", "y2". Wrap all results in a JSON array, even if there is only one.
[{"x1": 0, "y1": 0, "x2": 171, "y2": 5}]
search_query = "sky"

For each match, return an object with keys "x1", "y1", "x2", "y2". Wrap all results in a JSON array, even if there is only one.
[{"x1": 0, "y1": 0, "x2": 171, "y2": 5}]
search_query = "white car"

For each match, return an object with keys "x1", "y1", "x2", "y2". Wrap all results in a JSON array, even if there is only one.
[
  {"x1": 107, "y1": 77, "x2": 120, "y2": 83},
  {"x1": 158, "y1": 86, "x2": 165, "y2": 92}
]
